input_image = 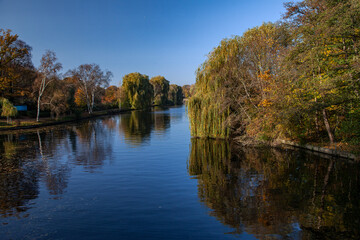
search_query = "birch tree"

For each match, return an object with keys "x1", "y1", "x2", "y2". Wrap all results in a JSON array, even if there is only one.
[
  {"x1": 68, "y1": 64, "x2": 111, "y2": 114},
  {"x1": 35, "y1": 50, "x2": 62, "y2": 121}
]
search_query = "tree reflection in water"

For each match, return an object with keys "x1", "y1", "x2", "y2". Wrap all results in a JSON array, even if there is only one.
[
  {"x1": 0, "y1": 110, "x2": 173, "y2": 219},
  {"x1": 0, "y1": 120, "x2": 113, "y2": 218},
  {"x1": 73, "y1": 121, "x2": 112, "y2": 171},
  {"x1": 119, "y1": 110, "x2": 170, "y2": 146},
  {"x1": 188, "y1": 138, "x2": 360, "y2": 239},
  {"x1": 0, "y1": 134, "x2": 41, "y2": 218},
  {"x1": 0, "y1": 129, "x2": 76, "y2": 218}
]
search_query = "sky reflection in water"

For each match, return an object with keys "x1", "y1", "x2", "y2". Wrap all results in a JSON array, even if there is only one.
[{"x1": 0, "y1": 106, "x2": 359, "y2": 239}]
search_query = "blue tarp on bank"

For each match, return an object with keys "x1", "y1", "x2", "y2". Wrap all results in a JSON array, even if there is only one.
[{"x1": 14, "y1": 105, "x2": 27, "y2": 111}]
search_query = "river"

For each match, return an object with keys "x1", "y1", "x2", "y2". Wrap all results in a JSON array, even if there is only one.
[{"x1": 0, "y1": 106, "x2": 359, "y2": 239}]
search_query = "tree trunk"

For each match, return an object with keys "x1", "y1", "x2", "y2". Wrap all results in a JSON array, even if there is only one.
[
  {"x1": 83, "y1": 83, "x2": 91, "y2": 114},
  {"x1": 91, "y1": 90, "x2": 95, "y2": 113},
  {"x1": 86, "y1": 100, "x2": 91, "y2": 114},
  {"x1": 85, "y1": 92, "x2": 91, "y2": 114},
  {"x1": 37, "y1": 95, "x2": 41, "y2": 122},
  {"x1": 322, "y1": 108, "x2": 334, "y2": 144}
]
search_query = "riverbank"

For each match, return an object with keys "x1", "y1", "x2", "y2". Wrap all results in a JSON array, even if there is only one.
[
  {"x1": 277, "y1": 139, "x2": 359, "y2": 161},
  {"x1": 0, "y1": 108, "x2": 132, "y2": 132},
  {"x1": 233, "y1": 136, "x2": 359, "y2": 161},
  {"x1": 0, "y1": 104, "x2": 184, "y2": 132}
]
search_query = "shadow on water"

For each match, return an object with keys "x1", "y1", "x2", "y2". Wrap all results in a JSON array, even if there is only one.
[{"x1": 187, "y1": 138, "x2": 360, "y2": 240}]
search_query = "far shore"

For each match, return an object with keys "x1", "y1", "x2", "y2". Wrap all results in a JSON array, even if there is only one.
[
  {"x1": 1, "y1": 105, "x2": 358, "y2": 162},
  {"x1": 0, "y1": 105, "x2": 184, "y2": 132},
  {"x1": 0, "y1": 108, "x2": 132, "y2": 132}
]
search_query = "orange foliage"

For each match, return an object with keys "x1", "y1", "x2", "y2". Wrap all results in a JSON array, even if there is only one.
[
  {"x1": 101, "y1": 85, "x2": 118, "y2": 106},
  {"x1": 74, "y1": 88, "x2": 86, "y2": 107}
]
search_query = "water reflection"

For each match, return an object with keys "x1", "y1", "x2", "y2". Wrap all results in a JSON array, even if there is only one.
[
  {"x1": 0, "y1": 121, "x2": 111, "y2": 217},
  {"x1": 1, "y1": 107, "x2": 358, "y2": 239},
  {"x1": 119, "y1": 110, "x2": 170, "y2": 146},
  {"x1": 0, "y1": 134, "x2": 40, "y2": 218},
  {"x1": 0, "y1": 109, "x2": 173, "y2": 219},
  {"x1": 73, "y1": 122, "x2": 113, "y2": 171},
  {"x1": 188, "y1": 138, "x2": 360, "y2": 239}
]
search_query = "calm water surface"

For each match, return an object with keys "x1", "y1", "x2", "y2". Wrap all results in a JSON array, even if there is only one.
[{"x1": 0, "y1": 106, "x2": 359, "y2": 239}]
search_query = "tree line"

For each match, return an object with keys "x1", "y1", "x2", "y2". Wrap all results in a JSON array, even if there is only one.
[
  {"x1": 0, "y1": 30, "x2": 190, "y2": 123},
  {"x1": 188, "y1": 0, "x2": 360, "y2": 146}
]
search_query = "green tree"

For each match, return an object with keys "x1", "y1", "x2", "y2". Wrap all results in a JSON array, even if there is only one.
[
  {"x1": 182, "y1": 85, "x2": 192, "y2": 98},
  {"x1": 121, "y1": 72, "x2": 153, "y2": 109},
  {"x1": 188, "y1": 23, "x2": 290, "y2": 139},
  {"x1": 149, "y1": 76, "x2": 169, "y2": 106},
  {"x1": 282, "y1": 0, "x2": 360, "y2": 144},
  {"x1": 168, "y1": 84, "x2": 183, "y2": 105},
  {"x1": 0, "y1": 98, "x2": 17, "y2": 124}
]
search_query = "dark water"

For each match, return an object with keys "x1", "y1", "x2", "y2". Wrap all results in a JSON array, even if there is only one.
[{"x1": 0, "y1": 106, "x2": 359, "y2": 240}]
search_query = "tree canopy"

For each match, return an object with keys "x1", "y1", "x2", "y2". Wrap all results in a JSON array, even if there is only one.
[
  {"x1": 188, "y1": 22, "x2": 289, "y2": 138},
  {"x1": 34, "y1": 50, "x2": 62, "y2": 121},
  {"x1": 0, "y1": 29, "x2": 34, "y2": 100},
  {"x1": 187, "y1": 0, "x2": 360, "y2": 146},
  {"x1": 0, "y1": 98, "x2": 17, "y2": 123},
  {"x1": 150, "y1": 76, "x2": 169, "y2": 106},
  {"x1": 121, "y1": 72, "x2": 153, "y2": 110},
  {"x1": 0, "y1": 28, "x2": 187, "y2": 123},
  {"x1": 168, "y1": 84, "x2": 183, "y2": 106},
  {"x1": 67, "y1": 63, "x2": 112, "y2": 114}
]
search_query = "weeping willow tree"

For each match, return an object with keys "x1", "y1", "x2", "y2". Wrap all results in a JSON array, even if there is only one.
[
  {"x1": 187, "y1": 35, "x2": 240, "y2": 138},
  {"x1": 187, "y1": 96, "x2": 229, "y2": 138},
  {"x1": 121, "y1": 72, "x2": 153, "y2": 110},
  {"x1": 150, "y1": 76, "x2": 169, "y2": 106},
  {"x1": 0, "y1": 98, "x2": 17, "y2": 124},
  {"x1": 188, "y1": 23, "x2": 290, "y2": 139},
  {"x1": 168, "y1": 84, "x2": 183, "y2": 105}
]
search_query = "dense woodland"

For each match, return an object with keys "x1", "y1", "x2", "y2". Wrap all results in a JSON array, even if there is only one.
[
  {"x1": 0, "y1": 32, "x2": 188, "y2": 123},
  {"x1": 188, "y1": 0, "x2": 360, "y2": 147}
]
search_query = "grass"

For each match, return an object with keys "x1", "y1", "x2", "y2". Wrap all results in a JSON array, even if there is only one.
[
  {"x1": 0, "y1": 120, "x2": 42, "y2": 128},
  {"x1": 0, "y1": 108, "x2": 127, "y2": 131}
]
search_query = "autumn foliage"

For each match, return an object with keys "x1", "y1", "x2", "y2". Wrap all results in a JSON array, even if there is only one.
[
  {"x1": 188, "y1": 0, "x2": 360, "y2": 146},
  {"x1": 101, "y1": 85, "x2": 119, "y2": 107}
]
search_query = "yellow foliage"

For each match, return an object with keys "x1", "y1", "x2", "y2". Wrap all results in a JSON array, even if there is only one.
[{"x1": 258, "y1": 99, "x2": 272, "y2": 107}]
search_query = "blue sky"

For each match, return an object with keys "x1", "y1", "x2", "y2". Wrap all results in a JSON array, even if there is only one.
[{"x1": 0, "y1": 0, "x2": 290, "y2": 86}]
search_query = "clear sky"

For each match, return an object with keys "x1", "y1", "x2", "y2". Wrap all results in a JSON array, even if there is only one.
[{"x1": 0, "y1": 0, "x2": 290, "y2": 86}]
